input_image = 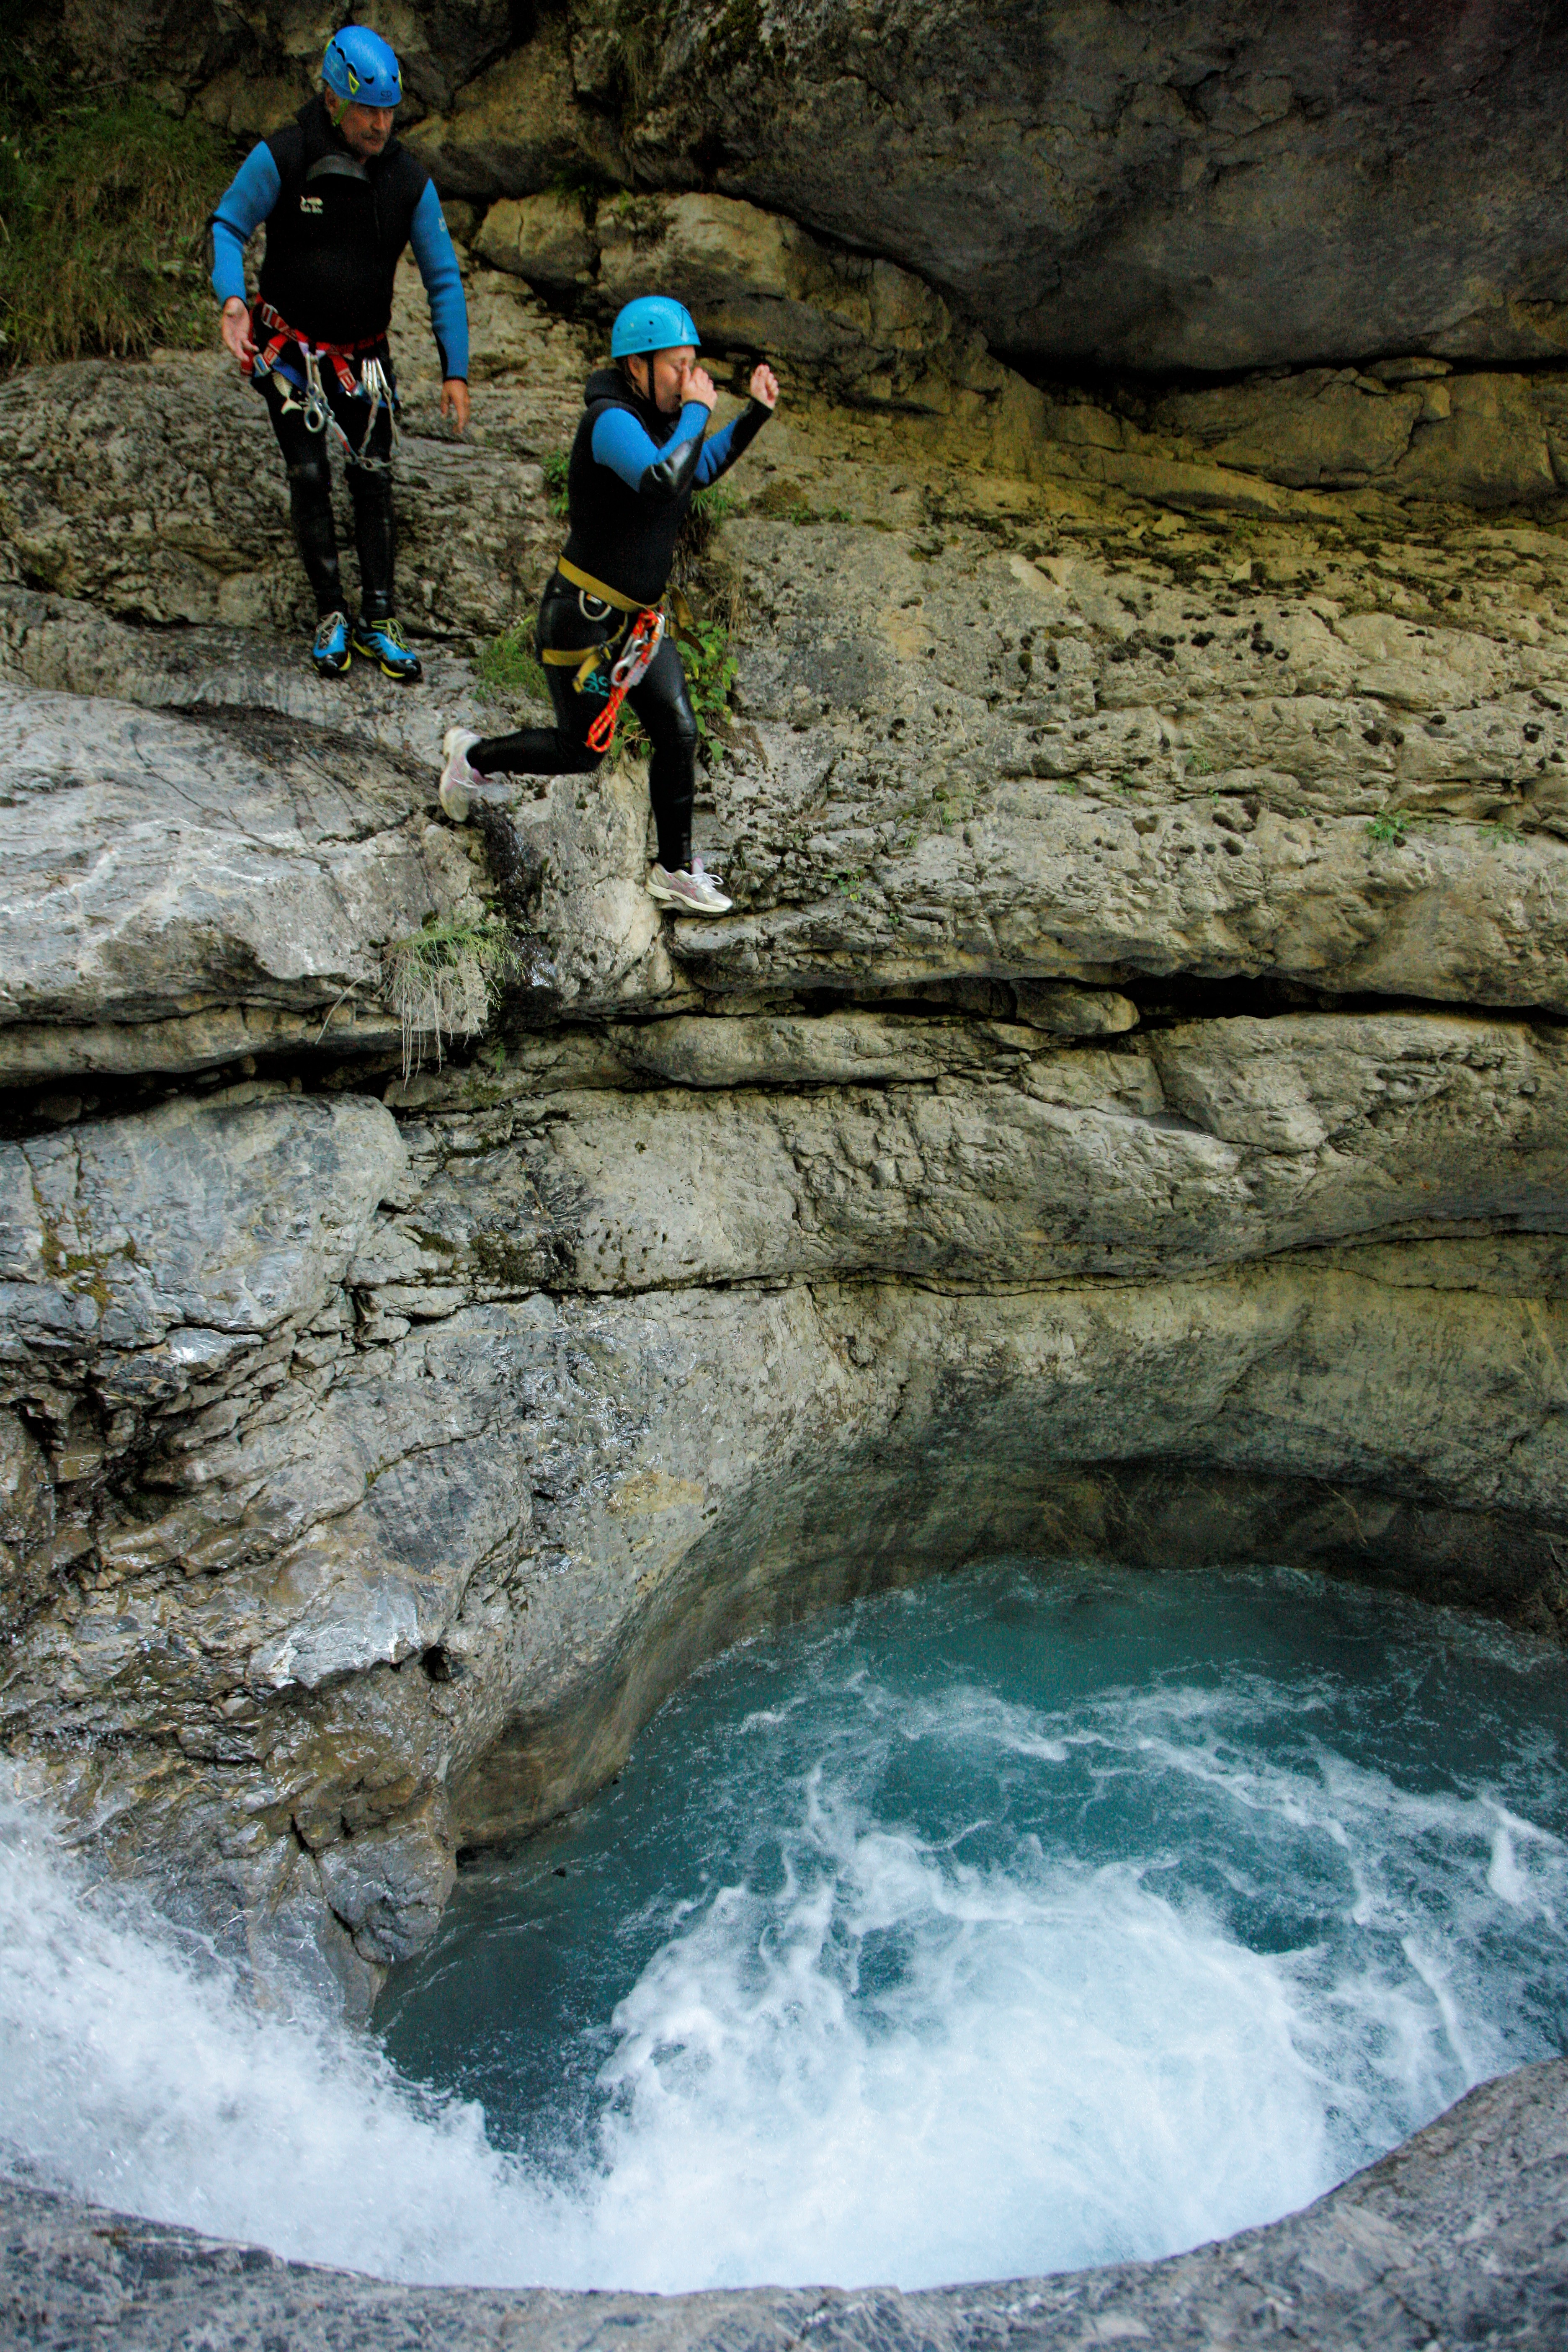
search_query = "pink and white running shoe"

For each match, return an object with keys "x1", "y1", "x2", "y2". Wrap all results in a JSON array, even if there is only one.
[
  {"x1": 438, "y1": 727, "x2": 484, "y2": 822},
  {"x1": 646, "y1": 856, "x2": 735, "y2": 915}
]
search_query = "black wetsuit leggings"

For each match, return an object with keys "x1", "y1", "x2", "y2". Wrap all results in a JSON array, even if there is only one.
[
  {"x1": 470, "y1": 578, "x2": 697, "y2": 874},
  {"x1": 258, "y1": 365, "x2": 397, "y2": 622}
]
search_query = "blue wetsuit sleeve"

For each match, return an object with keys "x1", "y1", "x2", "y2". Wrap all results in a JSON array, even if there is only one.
[
  {"x1": 592, "y1": 401, "x2": 710, "y2": 490},
  {"x1": 209, "y1": 143, "x2": 280, "y2": 305},
  {"x1": 696, "y1": 400, "x2": 770, "y2": 485},
  {"x1": 409, "y1": 180, "x2": 469, "y2": 380}
]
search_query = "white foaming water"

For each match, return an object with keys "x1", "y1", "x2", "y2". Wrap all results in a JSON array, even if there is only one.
[{"x1": 3, "y1": 1566, "x2": 1565, "y2": 2292}]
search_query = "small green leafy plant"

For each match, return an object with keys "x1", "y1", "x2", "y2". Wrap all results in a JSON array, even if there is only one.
[
  {"x1": 542, "y1": 449, "x2": 571, "y2": 516},
  {"x1": 477, "y1": 619, "x2": 549, "y2": 707},
  {"x1": 678, "y1": 613, "x2": 740, "y2": 759},
  {"x1": 1366, "y1": 809, "x2": 1413, "y2": 846},
  {"x1": 615, "y1": 613, "x2": 739, "y2": 767}
]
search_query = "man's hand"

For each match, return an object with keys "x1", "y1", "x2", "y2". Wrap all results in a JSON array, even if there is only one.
[
  {"x1": 749, "y1": 362, "x2": 780, "y2": 410},
  {"x1": 441, "y1": 379, "x2": 471, "y2": 434},
  {"x1": 679, "y1": 361, "x2": 719, "y2": 413},
  {"x1": 220, "y1": 297, "x2": 254, "y2": 367}
]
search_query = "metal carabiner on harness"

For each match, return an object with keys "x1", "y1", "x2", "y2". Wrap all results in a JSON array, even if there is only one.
[
  {"x1": 300, "y1": 348, "x2": 332, "y2": 438},
  {"x1": 586, "y1": 609, "x2": 666, "y2": 754},
  {"x1": 353, "y1": 356, "x2": 402, "y2": 471}
]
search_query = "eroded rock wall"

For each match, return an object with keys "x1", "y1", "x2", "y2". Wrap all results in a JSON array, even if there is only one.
[{"x1": 5, "y1": 121, "x2": 1568, "y2": 2022}]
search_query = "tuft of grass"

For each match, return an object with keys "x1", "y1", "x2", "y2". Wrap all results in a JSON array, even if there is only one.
[
  {"x1": 754, "y1": 478, "x2": 816, "y2": 525},
  {"x1": 477, "y1": 619, "x2": 549, "y2": 707},
  {"x1": 381, "y1": 915, "x2": 513, "y2": 1078},
  {"x1": 546, "y1": 161, "x2": 619, "y2": 222},
  {"x1": 542, "y1": 449, "x2": 570, "y2": 516},
  {"x1": 0, "y1": 92, "x2": 235, "y2": 367},
  {"x1": 1366, "y1": 809, "x2": 1418, "y2": 846},
  {"x1": 687, "y1": 481, "x2": 734, "y2": 535}
]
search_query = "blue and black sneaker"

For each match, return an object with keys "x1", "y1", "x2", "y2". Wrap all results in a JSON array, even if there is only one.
[
  {"x1": 312, "y1": 609, "x2": 351, "y2": 677},
  {"x1": 350, "y1": 614, "x2": 423, "y2": 683}
]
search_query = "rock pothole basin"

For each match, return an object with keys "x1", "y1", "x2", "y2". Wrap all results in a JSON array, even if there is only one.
[{"x1": 4, "y1": 1559, "x2": 1565, "y2": 2319}]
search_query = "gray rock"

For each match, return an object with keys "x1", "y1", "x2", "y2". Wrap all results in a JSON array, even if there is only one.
[
  {"x1": 0, "y1": 336, "x2": 560, "y2": 642},
  {"x1": 46, "y1": 4, "x2": 1568, "y2": 377},
  {"x1": 0, "y1": 685, "x2": 493, "y2": 1074},
  {"x1": 364, "y1": 1010, "x2": 1568, "y2": 1295},
  {"x1": 6, "y1": 140, "x2": 1568, "y2": 2050},
  {"x1": 350, "y1": 0, "x2": 1568, "y2": 376}
]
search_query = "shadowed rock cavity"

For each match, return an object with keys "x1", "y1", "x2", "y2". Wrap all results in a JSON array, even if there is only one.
[
  {"x1": 53, "y1": 2, "x2": 1568, "y2": 372},
  {"x1": 453, "y1": 1432, "x2": 1568, "y2": 1857}
]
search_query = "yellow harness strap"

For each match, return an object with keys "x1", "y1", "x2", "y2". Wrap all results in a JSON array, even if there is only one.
[
  {"x1": 556, "y1": 557, "x2": 643, "y2": 614},
  {"x1": 541, "y1": 643, "x2": 611, "y2": 689}
]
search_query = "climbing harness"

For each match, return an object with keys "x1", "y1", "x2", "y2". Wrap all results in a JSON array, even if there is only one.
[
  {"x1": 534, "y1": 560, "x2": 665, "y2": 749},
  {"x1": 556, "y1": 556, "x2": 642, "y2": 614},
  {"x1": 586, "y1": 607, "x2": 666, "y2": 752},
  {"x1": 246, "y1": 301, "x2": 402, "y2": 470}
]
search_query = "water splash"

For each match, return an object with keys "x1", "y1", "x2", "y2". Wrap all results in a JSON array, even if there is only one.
[{"x1": 3, "y1": 1565, "x2": 1565, "y2": 2293}]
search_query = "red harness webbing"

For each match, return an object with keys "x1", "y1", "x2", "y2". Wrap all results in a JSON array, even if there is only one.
[{"x1": 242, "y1": 301, "x2": 384, "y2": 396}]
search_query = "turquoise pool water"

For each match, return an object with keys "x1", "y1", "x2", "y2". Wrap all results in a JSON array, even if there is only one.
[{"x1": 374, "y1": 1562, "x2": 1568, "y2": 2288}]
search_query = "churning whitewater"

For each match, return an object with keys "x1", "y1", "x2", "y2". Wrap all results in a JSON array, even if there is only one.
[{"x1": 3, "y1": 1564, "x2": 1565, "y2": 2293}]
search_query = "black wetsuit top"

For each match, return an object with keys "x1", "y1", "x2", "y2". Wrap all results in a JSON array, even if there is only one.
[
  {"x1": 560, "y1": 366, "x2": 769, "y2": 608},
  {"x1": 258, "y1": 97, "x2": 431, "y2": 349}
]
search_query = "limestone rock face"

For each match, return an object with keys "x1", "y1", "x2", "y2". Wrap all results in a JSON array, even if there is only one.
[
  {"x1": 4, "y1": 186, "x2": 1568, "y2": 2052},
  {"x1": 0, "y1": 347, "x2": 555, "y2": 640},
  {"x1": 5, "y1": 16, "x2": 1568, "y2": 2316},
  {"x1": 400, "y1": 0, "x2": 1568, "y2": 373},
  {"x1": 52, "y1": 3, "x2": 1568, "y2": 371},
  {"x1": 0, "y1": 684, "x2": 491, "y2": 1077}
]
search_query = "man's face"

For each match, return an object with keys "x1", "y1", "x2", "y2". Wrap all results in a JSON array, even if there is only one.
[{"x1": 338, "y1": 101, "x2": 395, "y2": 158}]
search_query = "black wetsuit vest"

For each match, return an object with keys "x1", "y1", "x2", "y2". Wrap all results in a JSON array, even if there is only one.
[
  {"x1": 560, "y1": 368, "x2": 707, "y2": 609},
  {"x1": 258, "y1": 97, "x2": 429, "y2": 347}
]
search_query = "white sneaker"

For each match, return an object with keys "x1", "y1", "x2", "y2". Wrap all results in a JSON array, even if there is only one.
[
  {"x1": 647, "y1": 857, "x2": 735, "y2": 915},
  {"x1": 438, "y1": 727, "x2": 483, "y2": 822}
]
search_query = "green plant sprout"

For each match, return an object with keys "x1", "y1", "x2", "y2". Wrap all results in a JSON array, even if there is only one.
[{"x1": 477, "y1": 621, "x2": 549, "y2": 707}]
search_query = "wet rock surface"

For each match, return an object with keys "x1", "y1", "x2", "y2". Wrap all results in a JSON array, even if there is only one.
[{"x1": 4, "y1": 2058, "x2": 1565, "y2": 2347}]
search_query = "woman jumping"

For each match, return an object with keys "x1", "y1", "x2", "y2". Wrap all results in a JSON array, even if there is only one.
[{"x1": 440, "y1": 296, "x2": 778, "y2": 917}]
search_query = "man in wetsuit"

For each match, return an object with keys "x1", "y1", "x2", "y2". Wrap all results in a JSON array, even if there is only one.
[
  {"x1": 209, "y1": 25, "x2": 470, "y2": 681},
  {"x1": 438, "y1": 296, "x2": 776, "y2": 916}
]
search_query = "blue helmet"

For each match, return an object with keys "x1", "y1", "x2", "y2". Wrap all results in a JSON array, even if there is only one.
[
  {"x1": 322, "y1": 24, "x2": 403, "y2": 108},
  {"x1": 611, "y1": 295, "x2": 701, "y2": 358}
]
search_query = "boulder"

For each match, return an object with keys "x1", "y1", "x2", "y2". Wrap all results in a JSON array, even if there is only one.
[
  {"x1": 0, "y1": 684, "x2": 487, "y2": 1074},
  {"x1": 401, "y1": 20, "x2": 628, "y2": 199},
  {"x1": 473, "y1": 193, "x2": 599, "y2": 295}
]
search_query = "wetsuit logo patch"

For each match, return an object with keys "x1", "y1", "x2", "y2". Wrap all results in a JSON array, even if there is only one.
[{"x1": 299, "y1": 195, "x2": 324, "y2": 216}]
